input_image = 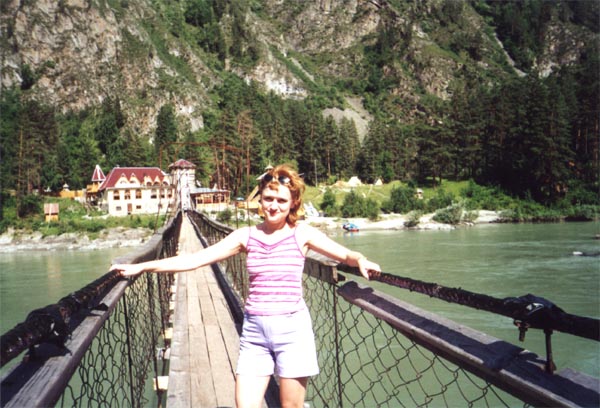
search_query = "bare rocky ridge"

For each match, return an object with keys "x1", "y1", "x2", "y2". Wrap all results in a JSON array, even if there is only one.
[{"x1": 1, "y1": 0, "x2": 592, "y2": 139}]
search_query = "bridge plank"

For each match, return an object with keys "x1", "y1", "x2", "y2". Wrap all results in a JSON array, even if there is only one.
[
  {"x1": 167, "y1": 216, "x2": 239, "y2": 407},
  {"x1": 166, "y1": 273, "x2": 191, "y2": 407},
  {"x1": 211, "y1": 282, "x2": 240, "y2": 373},
  {"x1": 188, "y1": 268, "x2": 218, "y2": 407},
  {"x1": 200, "y1": 273, "x2": 237, "y2": 407}
]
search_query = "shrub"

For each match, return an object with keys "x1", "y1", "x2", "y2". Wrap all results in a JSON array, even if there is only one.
[
  {"x1": 404, "y1": 211, "x2": 422, "y2": 228},
  {"x1": 433, "y1": 202, "x2": 465, "y2": 225},
  {"x1": 320, "y1": 188, "x2": 338, "y2": 217},
  {"x1": 17, "y1": 195, "x2": 42, "y2": 218},
  {"x1": 365, "y1": 198, "x2": 380, "y2": 221},
  {"x1": 84, "y1": 220, "x2": 105, "y2": 233},
  {"x1": 426, "y1": 188, "x2": 455, "y2": 212},
  {"x1": 41, "y1": 224, "x2": 61, "y2": 237},
  {"x1": 0, "y1": 219, "x2": 10, "y2": 234},
  {"x1": 129, "y1": 215, "x2": 142, "y2": 227},
  {"x1": 341, "y1": 190, "x2": 364, "y2": 218},
  {"x1": 500, "y1": 200, "x2": 562, "y2": 222},
  {"x1": 562, "y1": 184, "x2": 600, "y2": 206},
  {"x1": 460, "y1": 180, "x2": 512, "y2": 210},
  {"x1": 565, "y1": 205, "x2": 599, "y2": 221},
  {"x1": 463, "y1": 210, "x2": 479, "y2": 223},
  {"x1": 340, "y1": 190, "x2": 380, "y2": 219},
  {"x1": 382, "y1": 185, "x2": 423, "y2": 214},
  {"x1": 217, "y1": 208, "x2": 233, "y2": 224}
]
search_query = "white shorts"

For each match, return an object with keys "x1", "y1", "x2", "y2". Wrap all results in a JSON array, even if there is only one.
[{"x1": 236, "y1": 307, "x2": 319, "y2": 378}]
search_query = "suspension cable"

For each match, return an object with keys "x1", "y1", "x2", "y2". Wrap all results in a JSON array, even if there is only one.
[{"x1": 337, "y1": 265, "x2": 600, "y2": 342}]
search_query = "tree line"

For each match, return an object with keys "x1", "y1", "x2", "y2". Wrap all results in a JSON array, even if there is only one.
[
  {"x1": 1, "y1": 53, "x2": 598, "y2": 213},
  {"x1": 1, "y1": 0, "x2": 598, "y2": 218}
]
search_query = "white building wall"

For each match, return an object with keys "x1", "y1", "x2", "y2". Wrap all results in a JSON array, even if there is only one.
[{"x1": 106, "y1": 187, "x2": 174, "y2": 216}]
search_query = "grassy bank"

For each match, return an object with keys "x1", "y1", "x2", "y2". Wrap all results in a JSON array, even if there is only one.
[
  {"x1": 1, "y1": 196, "x2": 165, "y2": 238},
  {"x1": 2, "y1": 179, "x2": 598, "y2": 236},
  {"x1": 303, "y1": 179, "x2": 598, "y2": 224}
]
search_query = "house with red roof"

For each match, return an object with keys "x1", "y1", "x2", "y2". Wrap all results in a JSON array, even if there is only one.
[{"x1": 97, "y1": 166, "x2": 174, "y2": 216}]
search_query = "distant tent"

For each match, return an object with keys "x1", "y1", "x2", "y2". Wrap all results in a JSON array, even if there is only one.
[
  {"x1": 304, "y1": 202, "x2": 320, "y2": 217},
  {"x1": 347, "y1": 176, "x2": 362, "y2": 187},
  {"x1": 374, "y1": 178, "x2": 383, "y2": 186}
]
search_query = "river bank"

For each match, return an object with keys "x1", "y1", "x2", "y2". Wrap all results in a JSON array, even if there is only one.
[
  {"x1": 0, "y1": 227, "x2": 154, "y2": 252},
  {"x1": 304, "y1": 210, "x2": 501, "y2": 231},
  {"x1": 0, "y1": 211, "x2": 502, "y2": 252}
]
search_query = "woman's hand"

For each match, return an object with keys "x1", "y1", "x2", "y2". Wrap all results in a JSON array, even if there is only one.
[
  {"x1": 110, "y1": 263, "x2": 145, "y2": 278},
  {"x1": 357, "y1": 257, "x2": 381, "y2": 280}
]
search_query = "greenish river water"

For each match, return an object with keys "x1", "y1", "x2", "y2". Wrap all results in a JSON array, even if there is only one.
[
  {"x1": 332, "y1": 221, "x2": 600, "y2": 378},
  {"x1": 0, "y1": 247, "x2": 133, "y2": 335},
  {"x1": 1, "y1": 222, "x2": 598, "y2": 381}
]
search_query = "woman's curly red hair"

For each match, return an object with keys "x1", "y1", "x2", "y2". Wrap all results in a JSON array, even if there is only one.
[{"x1": 259, "y1": 164, "x2": 305, "y2": 226}]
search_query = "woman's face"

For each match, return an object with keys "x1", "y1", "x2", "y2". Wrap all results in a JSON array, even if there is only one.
[{"x1": 260, "y1": 185, "x2": 293, "y2": 225}]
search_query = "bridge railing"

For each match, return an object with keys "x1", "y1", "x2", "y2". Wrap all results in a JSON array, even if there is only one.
[
  {"x1": 2, "y1": 210, "x2": 597, "y2": 407},
  {"x1": 0, "y1": 212, "x2": 183, "y2": 407},
  {"x1": 188, "y1": 211, "x2": 599, "y2": 408}
]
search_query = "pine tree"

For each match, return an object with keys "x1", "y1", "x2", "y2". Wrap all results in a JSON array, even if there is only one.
[
  {"x1": 17, "y1": 100, "x2": 58, "y2": 195},
  {"x1": 155, "y1": 104, "x2": 178, "y2": 168}
]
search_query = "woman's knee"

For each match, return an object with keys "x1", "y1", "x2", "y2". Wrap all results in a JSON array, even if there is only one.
[
  {"x1": 235, "y1": 375, "x2": 270, "y2": 408},
  {"x1": 279, "y1": 377, "x2": 308, "y2": 408}
]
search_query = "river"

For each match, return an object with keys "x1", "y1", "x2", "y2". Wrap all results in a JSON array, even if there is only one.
[
  {"x1": 332, "y1": 221, "x2": 600, "y2": 378},
  {"x1": 1, "y1": 222, "x2": 598, "y2": 380},
  {"x1": 0, "y1": 247, "x2": 133, "y2": 335}
]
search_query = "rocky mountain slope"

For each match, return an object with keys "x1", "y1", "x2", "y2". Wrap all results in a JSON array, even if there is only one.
[{"x1": 1, "y1": 0, "x2": 596, "y2": 139}]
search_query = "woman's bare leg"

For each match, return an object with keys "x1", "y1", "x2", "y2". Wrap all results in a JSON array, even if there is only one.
[
  {"x1": 279, "y1": 377, "x2": 308, "y2": 408},
  {"x1": 235, "y1": 375, "x2": 270, "y2": 408}
]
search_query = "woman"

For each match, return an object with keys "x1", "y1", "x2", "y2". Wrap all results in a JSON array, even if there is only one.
[{"x1": 111, "y1": 164, "x2": 381, "y2": 408}]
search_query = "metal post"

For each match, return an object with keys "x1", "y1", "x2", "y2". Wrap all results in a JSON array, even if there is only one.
[
  {"x1": 333, "y1": 283, "x2": 343, "y2": 408},
  {"x1": 122, "y1": 291, "x2": 137, "y2": 406}
]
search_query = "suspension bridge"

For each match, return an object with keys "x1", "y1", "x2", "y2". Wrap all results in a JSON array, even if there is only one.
[{"x1": 1, "y1": 210, "x2": 598, "y2": 407}]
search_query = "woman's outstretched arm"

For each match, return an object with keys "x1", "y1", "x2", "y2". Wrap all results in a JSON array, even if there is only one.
[
  {"x1": 298, "y1": 224, "x2": 381, "y2": 279},
  {"x1": 111, "y1": 227, "x2": 248, "y2": 277}
]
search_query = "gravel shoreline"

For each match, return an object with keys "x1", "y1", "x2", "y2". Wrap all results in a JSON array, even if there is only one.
[
  {"x1": 303, "y1": 210, "x2": 501, "y2": 232},
  {"x1": 0, "y1": 227, "x2": 154, "y2": 253},
  {"x1": 0, "y1": 211, "x2": 501, "y2": 252}
]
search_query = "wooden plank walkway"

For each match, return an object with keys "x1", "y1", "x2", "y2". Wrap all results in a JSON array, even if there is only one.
[{"x1": 166, "y1": 217, "x2": 240, "y2": 408}]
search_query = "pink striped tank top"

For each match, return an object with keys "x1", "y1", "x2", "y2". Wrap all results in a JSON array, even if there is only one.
[{"x1": 245, "y1": 226, "x2": 306, "y2": 316}]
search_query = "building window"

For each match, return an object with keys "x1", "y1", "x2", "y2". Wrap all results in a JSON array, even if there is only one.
[
  {"x1": 124, "y1": 190, "x2": 131, "y2": 200},
  {"x1": 136, "y1": 205, "x2": 142, "y2": 210},
  {"x1": 151, "y1": 189, "x2": 157, "y2": 199},
  {"x1": 114, "y1": 191, "x2": 120, "y2": 200},
  {"x1": 136, "y1": 190, "x2": 142, "y2": 199},
  {"x1": 116, "y1": 206, "x2": 122, "y2": 211}
]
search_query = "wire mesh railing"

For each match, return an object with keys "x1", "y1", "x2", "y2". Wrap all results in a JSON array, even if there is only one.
[
  {"x1": 308, "y1": 287, "x2": 520, "y2": 407},
  {"x1": 188, "y1": 211, "x2": 599, "y2": 408},
  {"x1": 0, "y1": 212, "x2": 182, "y2": 408}
]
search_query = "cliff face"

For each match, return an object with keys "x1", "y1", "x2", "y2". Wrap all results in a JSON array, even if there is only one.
[
  {"x1": 2, "y1": 0, "x2": 212, "y2": 133},
  {"x1": 1, "y1": 0, "x2": 596, "y2": 137}
]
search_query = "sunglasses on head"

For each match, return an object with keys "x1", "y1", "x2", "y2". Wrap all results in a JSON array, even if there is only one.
[{"x1": 263, "y1": 174, "x2": 291, "y2": 185}]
